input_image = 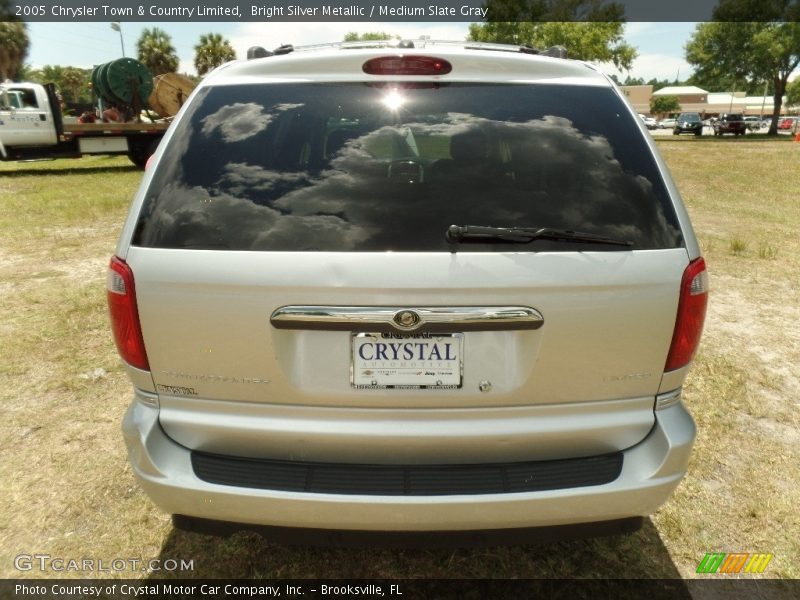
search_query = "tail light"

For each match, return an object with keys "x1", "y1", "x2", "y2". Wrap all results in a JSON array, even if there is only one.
[
  {"x1": 665, "y1": 257, "x2": 708, "y2": 372},
  {"x1": 107, "y1": 256, "x2": 149, "y2": 370},
  {"x1": 363, "y1": 56, "x2": 452, "y2": 76}
]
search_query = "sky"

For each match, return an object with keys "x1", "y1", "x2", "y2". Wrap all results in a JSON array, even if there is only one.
[{"x1": 25, "y1": 21, "x2": 700, "y2": 82}]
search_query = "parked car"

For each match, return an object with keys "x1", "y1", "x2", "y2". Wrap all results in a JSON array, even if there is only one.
[
  {"x1": 673, "y1": 113, "x2": 703, "y2": 136},
  {"x1": 639, "y1": 114, "x2": 658, "y2": 129},
  {"x1": 713, "y1": 113, "x2": 746, "y2": 136},
  {"x1": 658, "y1": 118, "x2": 677, "y2": 129},
  {"x1": 778, "y1": 116, "x2": 799, "y2": 131},
  {"x1": 111, "y1": 40, "x2": 707, "y2": 538},
  {"x1": 743, "y1": 116, "x2": 763, "y2": 131}
]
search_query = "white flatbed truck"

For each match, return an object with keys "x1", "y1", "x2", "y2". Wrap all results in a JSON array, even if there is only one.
[{"x1": 1, "y1": 82, "x2": 167, "y2": 168}]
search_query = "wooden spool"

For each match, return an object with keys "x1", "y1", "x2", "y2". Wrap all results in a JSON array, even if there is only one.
[{"x1": 148, "y1": 73, "x2": 196, "y2": 118}]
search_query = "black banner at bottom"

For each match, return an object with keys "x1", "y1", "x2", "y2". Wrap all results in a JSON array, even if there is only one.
[{"x1": 4, "y1": 579, "x2": 800, "y2": 600}]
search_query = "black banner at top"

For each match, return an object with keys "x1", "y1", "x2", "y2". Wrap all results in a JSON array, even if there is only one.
[{"x1": 3, "y1": 0, "x2": 800, "y2": 23}]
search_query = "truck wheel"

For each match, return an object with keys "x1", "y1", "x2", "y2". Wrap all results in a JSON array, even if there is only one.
[
  {"x1": 695, "y1": 130, "x2": 702, "y2": 136},
  {"x1": 128, "y1": 138, "x2": 160, "y2": 170}
]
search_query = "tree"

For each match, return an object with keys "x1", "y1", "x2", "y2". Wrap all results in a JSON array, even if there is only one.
[
  {"x1": 650, "y1": 95, "x2": 681, "y2": 118},
  {"x1": 685, "y1": 7, "x2": 800, "y2": 135},
  {"x1": 22, "y1": 65, "x2": 92, "y2": 104},
  {"x1": 468, "y1": 1, "x2": 636, "y2": 71},
  {"x1": 344, "y1": 32, "x2": 396, "y2": 42},
  {"x1": 136, "y1": 28, "x2": 179, "y2": 76},
  {"x1": 194, "y1": 33, "x2": 236, "y2": 77},
  {"x1": 14, "y1": 63, "x2": 36, "y2": 82},
  {"x1": 787, "y1": 78, "x2": 800, "y2": 110},
  {"x1": 646, "y1": 78, "x2": 673, "y2": 92},
  {"x1": 0, "y1": 0, "x2": 21, "y2": 19},
  {"x1": 39, "y1": 65, "x2": 64, "y2": 85},
  {"x1": 0, "y1": 21, "x2": 29, "y2": 81},
  {"x1": 686, "y1": 71, "x2": 768, "y2": 96},
  {"x1": 59, "y1": 67, "x2": 90, "y2": 103}
]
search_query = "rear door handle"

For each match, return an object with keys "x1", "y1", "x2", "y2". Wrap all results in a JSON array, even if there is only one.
[{"x1": 270, "y1": 306, "x2": 543, "y2": 333}]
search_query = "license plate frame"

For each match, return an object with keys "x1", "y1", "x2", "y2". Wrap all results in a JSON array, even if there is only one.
[{"x1": 350, "y1": 332, "x2": 463, "y2": 389}]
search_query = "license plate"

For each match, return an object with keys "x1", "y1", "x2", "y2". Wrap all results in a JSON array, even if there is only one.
[{"x1": 351, "y1": 332, "x2": 463, "y2": 389}]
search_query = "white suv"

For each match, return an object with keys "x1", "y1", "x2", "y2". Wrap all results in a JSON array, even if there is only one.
[{"x1": 110, "y1": 41, "x2": 708, "y2": 538}]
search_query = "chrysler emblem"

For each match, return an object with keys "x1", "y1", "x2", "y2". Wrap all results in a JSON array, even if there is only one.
[{"x1": 393, "y1": 310, "x2": 421, "y2": 330}]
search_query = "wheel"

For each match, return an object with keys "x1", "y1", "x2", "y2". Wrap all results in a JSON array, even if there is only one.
[
  {"x1": 128, "y1": 137, "x2": 160, "y2": 170},
  {"x1": 695, "y1": 130, "x2": 702, "y2": 136}
]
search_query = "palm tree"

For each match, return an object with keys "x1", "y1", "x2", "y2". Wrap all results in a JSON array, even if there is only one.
[
  {"x1": 194, "y1": 33, "x2": 236, "y2": 76},
  {"x1": 60, "y1": 67, "x2": 90, "y2": 103},
  {"x1": 136, "y1": 28, "x2": 179, "y2": 76},
  {"x1": 0, "y1": 21, "x2": 30, "y2": 81}
]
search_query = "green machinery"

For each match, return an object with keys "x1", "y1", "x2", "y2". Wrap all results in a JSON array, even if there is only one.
[{"x1": 91, "y1": 58, "x2": 153, "y2": 114}]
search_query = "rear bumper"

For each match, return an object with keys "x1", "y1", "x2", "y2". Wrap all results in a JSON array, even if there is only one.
[{"x1": 122, "y1": 392, "x2": 695, "y2": 531}]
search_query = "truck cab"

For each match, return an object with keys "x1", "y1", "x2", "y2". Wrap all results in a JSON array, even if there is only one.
[{"x1": 0, "y1": 83, "x2": 58, "y2": 150}]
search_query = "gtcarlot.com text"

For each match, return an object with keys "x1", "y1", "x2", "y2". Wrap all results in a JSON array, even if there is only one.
[{"x1": 14, "y1": 553, "x2": 193, "y2": 573}]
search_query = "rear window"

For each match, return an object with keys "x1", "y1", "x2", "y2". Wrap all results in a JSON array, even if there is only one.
[
  {"x1": 133, "y1": 83, "x2": 683, "y2": 252},
  {"x1": 679, "y1": 114, "x2": 700, "y2": 122}
]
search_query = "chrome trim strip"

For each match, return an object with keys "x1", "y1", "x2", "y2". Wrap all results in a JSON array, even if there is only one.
[
  {"x1": 271, "y1": 306, "x2": 544, "y2": 332},
  {"x1": 655, "y1": 388, "x2": 682, "y2": 411}
]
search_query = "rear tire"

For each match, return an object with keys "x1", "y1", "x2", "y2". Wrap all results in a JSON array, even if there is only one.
[{"x1": 128, "y1": 137, "x2": 160, "y2": 170}]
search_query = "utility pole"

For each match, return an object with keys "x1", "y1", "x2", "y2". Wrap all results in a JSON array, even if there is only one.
[{"x1": 110, "y1": 22, "x2": 125, "y2": 57}]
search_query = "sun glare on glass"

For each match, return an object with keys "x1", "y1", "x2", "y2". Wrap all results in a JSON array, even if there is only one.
[{"x1": 382, "y1": 90, "x2": 406, "y2": 111}]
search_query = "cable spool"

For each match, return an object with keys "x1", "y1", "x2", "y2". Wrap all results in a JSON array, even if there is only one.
[
  {"x1": 91, "y1": 58, "x2": 153, "y2": 106},
  {"x1": 147, "y1": 73, "x2": 196, "y2": 118}
]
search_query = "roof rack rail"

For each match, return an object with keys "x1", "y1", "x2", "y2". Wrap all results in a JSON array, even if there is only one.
[
  {"x1": 274, "y1": 44, "x2": 294, "y2": 55},
  {"x1": 540, "y1": 45, "x2": 568, "y2": 59},
  {"x1": 244, "y1": 40, "x2": 569, "y2": 60},
  {"x1": 246, "y1": 46, "x2": 272, "y2": 60}
]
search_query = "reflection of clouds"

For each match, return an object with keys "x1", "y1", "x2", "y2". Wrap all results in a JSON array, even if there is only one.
[
  {"x1": 138, "y1": 181, "x2": 373, "y2": 251},
  {"x1": 389, "y1": 114, "x2": 679, "y2": 247},
  {"x1": 142, "y1": 98, "x2": 681, "y2": 251},
  {"x1": 495, "y1": 116, "x2": 677, "y2": 245},
  {"x1": 220, "y1": 162, "x2": 309, "y2": 196},
  {"x1": 201, "y1": 102, "x2": 272, "y2": 143},
  {"x1": 200, "y1": 101, "x2": 305, "y2": 143},
  {"x1": 405, "y1": 112, "x2": 483, "y2": 137},
  {"x1": 273, "y1": 103, "x2": 304, "y2": 112}
]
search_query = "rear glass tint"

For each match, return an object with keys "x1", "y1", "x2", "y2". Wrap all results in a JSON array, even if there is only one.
[{"x1": 134, "y1": 83, "x2": 683, "y2": 251}]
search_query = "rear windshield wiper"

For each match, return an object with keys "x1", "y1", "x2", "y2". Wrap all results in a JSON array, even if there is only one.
[{"x1": 446, "y1": 225, "x2": 633, "y2": 250}]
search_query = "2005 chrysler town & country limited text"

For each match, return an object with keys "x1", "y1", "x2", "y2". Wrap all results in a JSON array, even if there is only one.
[{"x1": 110, "y1": 40, "x2": 708, "y2": 538}]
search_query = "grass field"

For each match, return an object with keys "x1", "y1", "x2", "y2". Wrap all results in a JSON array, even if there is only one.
[{"x1": 1, "y1": 141, "x2": 798, "y2": 583}]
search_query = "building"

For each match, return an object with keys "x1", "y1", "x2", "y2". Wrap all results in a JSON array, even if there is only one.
[{"x1": 620, "y1": 84, "x2": 789, "y2": 117}]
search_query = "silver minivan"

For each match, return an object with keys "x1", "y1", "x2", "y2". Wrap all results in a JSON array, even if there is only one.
[{"x1": 110, "y1": 41, "x2": 708, "y2": 536}]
